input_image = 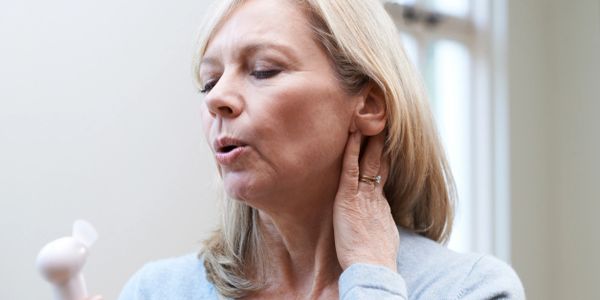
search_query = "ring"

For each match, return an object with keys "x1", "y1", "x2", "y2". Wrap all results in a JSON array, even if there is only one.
[{"x1": 359, "y1": 174, "x2": 381, "y2": 185}]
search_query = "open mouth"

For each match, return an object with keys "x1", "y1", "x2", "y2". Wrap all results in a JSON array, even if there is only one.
[
  {"x1": 214, "y1": 137, "x2": 248, "y2": 159},
  {"x1": 214, "y1": 138, "x2": 248, "y2": 165},
  {"x1": 219, "y1": 145, "x2": 240, "y2": 153}
]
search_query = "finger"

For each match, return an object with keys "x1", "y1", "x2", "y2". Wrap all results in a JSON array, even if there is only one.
[
  {"x1": 377, "y1": 153, "x2": 391, "y2": 194},
  {"x1": 339, "y1": 131, "x2": 362, "y2": 194},
  {"x1": 358, "y1": 132, "x2": 385, "y2": 191}
]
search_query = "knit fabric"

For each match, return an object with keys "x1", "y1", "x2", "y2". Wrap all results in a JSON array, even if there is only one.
[{"x1": 118, "y1": 228, "x2": 525, "y2": 299}]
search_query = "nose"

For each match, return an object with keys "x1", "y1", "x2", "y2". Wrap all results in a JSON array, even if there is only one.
[{"x1": 204, "y1": 77, "x2": 244, "y2": 119}]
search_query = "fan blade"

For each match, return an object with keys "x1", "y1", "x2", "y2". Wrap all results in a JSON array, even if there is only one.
[{"x1": 72, "y1": 219, "x2": 98, "y2": 247}]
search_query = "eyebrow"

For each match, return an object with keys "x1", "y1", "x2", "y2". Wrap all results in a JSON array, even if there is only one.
[{"x1": 200, "y1": 42, "x2": 299, "y2": 68}]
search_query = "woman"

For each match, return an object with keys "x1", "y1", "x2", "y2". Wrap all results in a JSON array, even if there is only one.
[{"x1": 118, "y1": 0, "x2": 524, "y2": 299}]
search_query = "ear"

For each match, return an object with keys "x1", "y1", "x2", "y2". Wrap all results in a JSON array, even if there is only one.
[{"x1": 351, "y1": 83, "x2": 386, "y2": 136}]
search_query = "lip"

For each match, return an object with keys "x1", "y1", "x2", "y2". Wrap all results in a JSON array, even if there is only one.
[
  {"x1": 213, "y1": 136, "x2": 249, "y2": 165},
  {"x1": 213, "y1": 136, "x2": 248, "y2": 152},
  {"x1": 215, "y1": 145, "x2": 249, "y2": 165}
]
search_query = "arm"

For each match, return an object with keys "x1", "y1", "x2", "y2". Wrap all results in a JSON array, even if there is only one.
[
  {"x1": 454, "y1": 256, "x2": 525, "y2": 300},
  {"x1": 339, "y1": 264, "x2": 407, "y2": 300}
]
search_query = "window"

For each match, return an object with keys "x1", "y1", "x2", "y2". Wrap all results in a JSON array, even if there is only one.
[{"x1": 385, "y1": 0, "x2": 510, "y2": 260}]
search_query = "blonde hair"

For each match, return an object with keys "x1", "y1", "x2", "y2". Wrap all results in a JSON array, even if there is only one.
[{"x1": 192, "y1": 0, "x2": 456, "y2": 297}]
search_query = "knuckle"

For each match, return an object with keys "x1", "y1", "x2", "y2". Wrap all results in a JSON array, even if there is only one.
[
  {"x1": 365, "y1": 160, "x2": 380, "y2": 172},
  {"x1": 346, "y1": 165, "x2": 360, "y2": 178}
]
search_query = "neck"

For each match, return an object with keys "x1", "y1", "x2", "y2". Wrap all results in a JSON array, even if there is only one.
[{"x1": 254, "y1": 184, "x2": 342, "y2": 296}]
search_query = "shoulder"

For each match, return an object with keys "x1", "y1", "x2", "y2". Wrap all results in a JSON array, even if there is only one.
[
  {"x1": 118, "y1": 253, "x2": 217, "y2": 300},
  {"x1": 397, "y1": 228, "x2": 525, "y2": 299}
]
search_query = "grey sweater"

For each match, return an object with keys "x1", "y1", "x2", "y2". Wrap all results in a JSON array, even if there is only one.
[{"x1": 118, "y1": 228, "x2": 525, "y2": 299}]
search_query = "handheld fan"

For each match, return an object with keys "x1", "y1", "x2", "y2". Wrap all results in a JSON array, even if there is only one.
[{"x1": 36, "y1": 220, "x2": 98, "y2": 300}]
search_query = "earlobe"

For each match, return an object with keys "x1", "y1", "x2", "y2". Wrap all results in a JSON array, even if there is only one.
[{"x1": 352, "y1": 83, "x2": 387, "y2": 136}]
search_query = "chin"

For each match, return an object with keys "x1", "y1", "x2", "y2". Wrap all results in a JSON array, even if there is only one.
[{"x1": 222, "y1": 172, "x2": 263, "y2": 203}]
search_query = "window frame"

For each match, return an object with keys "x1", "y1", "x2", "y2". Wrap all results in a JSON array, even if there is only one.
[{"x1": 384, "y1": 0, "x2": 510, "y2": 261}]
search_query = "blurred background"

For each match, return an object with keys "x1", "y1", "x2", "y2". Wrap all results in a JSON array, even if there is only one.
[{"x1": 0, "y1": 0, "x2": 598, "y2": 299}]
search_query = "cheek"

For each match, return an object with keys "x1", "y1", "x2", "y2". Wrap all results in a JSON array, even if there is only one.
[
  {"x1": 257, "y1": 81, "x2": 352, "y2": 171},
  {"x1": 200, "y1": 106, "x2": 213, "y2": 141}
]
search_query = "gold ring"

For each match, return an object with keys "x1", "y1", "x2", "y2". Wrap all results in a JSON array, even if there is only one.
[{"x1": 359, "y1": 174, "x2": 381, "y2": 185}]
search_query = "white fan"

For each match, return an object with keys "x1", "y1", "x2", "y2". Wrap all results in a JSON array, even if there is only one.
[{"x1": 36, "y1": 220, "x2": 98, "y2": 300}]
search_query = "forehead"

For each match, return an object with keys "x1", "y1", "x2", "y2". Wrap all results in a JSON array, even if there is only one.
[{"x1": 202, "y1": 0, "x2": 315, "y2": 61}]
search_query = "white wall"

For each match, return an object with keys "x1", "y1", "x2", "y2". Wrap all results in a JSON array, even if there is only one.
[
  {"x1": 0, "y1": 0, "x2": 218, "y2": 299},
  {"x1": 508, "y1": 0, "x2": 553, "y2": 298},
  {"x1": 509, "y1": 0, "x2": 600, "y2": 299},
  {"x1": 547, "y1": 1, "x2": 600, "y2": 298}
]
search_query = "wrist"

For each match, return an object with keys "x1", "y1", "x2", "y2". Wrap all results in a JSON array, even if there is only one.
[{"x1": 343, "y1": 255, "x2": 397, "y2": 272}]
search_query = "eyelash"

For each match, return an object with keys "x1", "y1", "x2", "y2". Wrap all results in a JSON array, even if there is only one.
[
  {"x1": 200, "y1": 81, "x2": 216, "y2": 94},
  {"x1": 251, "y1": 69, "x2": 280, "y2": 79},
  {"x1": 200, "y1": 69, "x2": 281, "y2": 94}
]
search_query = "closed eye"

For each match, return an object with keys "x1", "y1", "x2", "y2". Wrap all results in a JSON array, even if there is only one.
[
  {"x1": 200, "y1": 80, "x2": 218, "y2": 94},
  {"x1": 251, "y1": 70, "x2": 281, "y2": 79},
  {"x1": 200, "y1": 69, "x2": 280, "y2": 94}
]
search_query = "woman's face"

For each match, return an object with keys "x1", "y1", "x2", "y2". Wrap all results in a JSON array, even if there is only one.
[{"x1": 199, "y1": 0, "x2": 358, "y2": 206}]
